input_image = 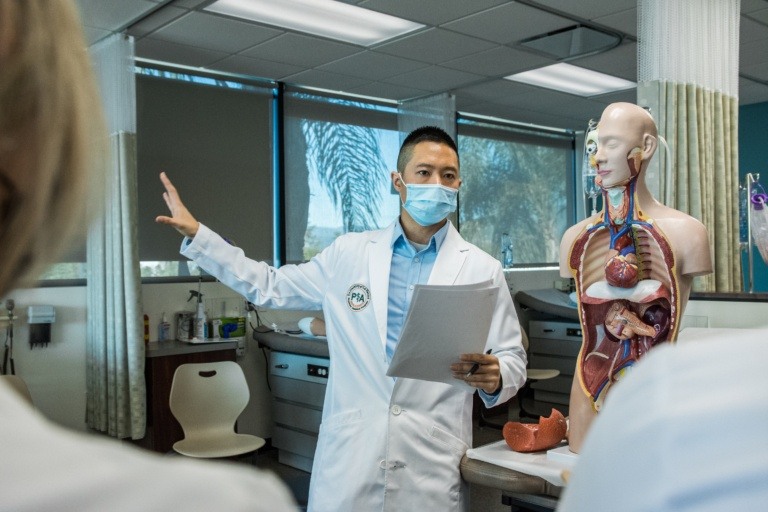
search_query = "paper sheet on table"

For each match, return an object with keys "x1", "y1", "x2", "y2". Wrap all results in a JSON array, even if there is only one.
[
  {"x1": 386, "y1": 280, "x2": 498, "y2": 392},
  {"x1": 465, "y1": 440, "x2": 573, "y2": 487}
]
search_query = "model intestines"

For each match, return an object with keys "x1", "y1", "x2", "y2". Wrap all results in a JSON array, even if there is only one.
[{"x1": 570, "y1": 155, "x2": 679, "y2": 411}]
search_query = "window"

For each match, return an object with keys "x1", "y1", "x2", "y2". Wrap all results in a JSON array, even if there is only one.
[
  {"x1": 135, "y1": 67, "x2": 276, "y2": 278},
  {"x1": 36, "y1": 75, "x2": 578, "y2": 284},
  {"x1": 457, "y1": 116, "x2": 575, "y2": 266},
  {"x1": 283, "y1": 89, "x2": 401, "y2": 263}
]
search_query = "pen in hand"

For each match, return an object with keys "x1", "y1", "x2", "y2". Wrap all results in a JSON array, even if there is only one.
[{"x1": 466, "y1": 349, "x2": 493, "y2": 378}]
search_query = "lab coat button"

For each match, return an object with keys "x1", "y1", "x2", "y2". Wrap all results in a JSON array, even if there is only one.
[
  {"x1": 379, "y1": 460, "x2": 386, "y2": 469},
  {"x1": 391, "y1": 405, "x2": 402, "y2": 415},
  {"x1": 408, "y1": 285, "x2": 414, "y2": 290}
]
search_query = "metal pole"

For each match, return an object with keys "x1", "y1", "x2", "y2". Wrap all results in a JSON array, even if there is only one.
[{"x1": 746, "y1": 172, "x2": 759, "y2": 293}]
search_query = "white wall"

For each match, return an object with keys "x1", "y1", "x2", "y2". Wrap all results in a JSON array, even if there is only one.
[
  {"x1": 683, "y1": 299, "x2": 768, "y2": 329},
  {"x1": 1, "y1": 281, "x2": 321, "y2": 438},
  {"x1": 0, "y1": 287, "x2": 88, "y2": 431},
  {"x1": 505, "y1": 267, "x2": 563, "y2": 294}
]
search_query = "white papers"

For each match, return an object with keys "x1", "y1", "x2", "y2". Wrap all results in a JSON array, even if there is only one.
[
  {"x1": 466, "y1": 440, "x2": 572, "y2": 486},
  {"x1": 386, "y1": 280, "x2": 498, "y2": 391}
]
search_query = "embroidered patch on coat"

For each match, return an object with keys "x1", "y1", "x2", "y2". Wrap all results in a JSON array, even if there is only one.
[{"x1": 346, "y1": 284, "x2": 371, "y2": 311}]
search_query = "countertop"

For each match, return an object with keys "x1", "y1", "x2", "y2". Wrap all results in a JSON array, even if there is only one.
[
  {"x1": 145, "y1": 338, "x2": 238, "y2": 358},
  {"x1": 252, "y1": 329, "x2": 330, "y2": 358}
]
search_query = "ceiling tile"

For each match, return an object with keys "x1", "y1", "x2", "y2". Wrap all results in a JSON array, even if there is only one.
[
  {"x1": 739, "y1": 77, "x2": 768, "y2": 105},
  {"x1": 746, "y1": 7, "x2": 768, "y2": 25},
  {"x1": 171, "y1": 0, "x2": 209, "y2": 7},
  {"x1": 741, "y1": 16, "x2": 768, "y2": 44},
  {"x1": 210, "y1": 55, "x2": 304, "y2": 81},
  {"x1": 442, "y1": 46, "x2": 554, "y2": 77},
  {"x1": 742, "y1": 61, "x2": 768, "y2": 82},
  {"x1": 740, "y1": 38, "x2": 768, "y2": 68},
  {"x1": 75, "y1": 0, "x2": 161, "y2": 31},
  {"x1": 531, "y1": 0, "x2": 638, "y2": 21},
  {"x1": 357, "y1": 0, "x2": 508, "y2": 26},
  {"x1": 742, "y1": 0, "x2": 768, "y2": 14},
  {"x1": 318, "y1": 51, "x2": 428, "y2": 80},
  {"x1": 151, "y1": 11, "x2": 283, "y2": 53},
  {"x1": 281, "y1": 69, "x2": 371, "y2": 91},
  {"x1": 593, "y1": 8, "x2": 637, "y2": 37},
  {"x1": 454, "y1": 94, "x2": 484, "y2": 110},
  {"x1": 82, "y1": 26, "x2": 113, "y2": 45},
  {"x1": 569, "y1": 41, "x2": 637, "y2": 81},
  {"x1": 469, "y1": 103, "x2": 581, "y2": 130},
  {"x1": 444, "y1": 2, "x2": 573, "y2": 45},
  {"x1": 348, "y1": 82, "x2": 431, "y2": 102},
  {"x1": 135, "y1": 37, "x2": 229, "y2": 67},
  {"x1": 373, "y1": 28, "x2": 496, "y2": 64},
  {"x1": 80, "y1": 0, "x2": 768, "y2": 135},
  {"x1": 127, "y1": 6, "x2": 187, "y2": 38},
  {"x1": 382, "y1": 66, "x2": 484, "y2": 92},
  {"x1": 241, "y1": 33, "x2": 361, "y2": 68},
  {"x1": 455, "y1": 79, "x2": 539, "y2": 104},
  {"x1": 593, "y1": 88, "x2": 638, "y2": 105}
]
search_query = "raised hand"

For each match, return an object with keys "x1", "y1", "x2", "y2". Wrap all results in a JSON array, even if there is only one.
[{"x1": 155, "y1": 172, "x2": 199, "y2": 238}]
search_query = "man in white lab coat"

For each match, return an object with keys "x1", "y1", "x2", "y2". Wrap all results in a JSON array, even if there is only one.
[{"x1": 157, "y1": 126, "x2": 527, "y2": 511}]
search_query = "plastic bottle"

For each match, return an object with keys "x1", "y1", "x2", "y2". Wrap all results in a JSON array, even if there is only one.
[
  {"x1": 195, "y1": 301, "x2": 207, "y2": 340},
  {"x1": 158, "y1": 312, "x2": 170, "y2": 341}
]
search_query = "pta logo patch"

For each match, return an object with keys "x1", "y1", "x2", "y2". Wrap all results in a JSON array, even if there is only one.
[{"x1": 346, "y1": 284, "x2": 370, "y2": 311}]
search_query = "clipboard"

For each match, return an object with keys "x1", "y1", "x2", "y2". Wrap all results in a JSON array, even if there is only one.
[{"x1": 386, "y1": 280, "x2": 499, "y2": 391}]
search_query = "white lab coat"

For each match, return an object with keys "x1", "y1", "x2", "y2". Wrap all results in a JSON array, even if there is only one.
[
  {"x1": 0, "y1": 381, "x2": 298, "y2": 511},
  {"x1": 183, "y1": 220, "x2": 527, "y2": 512}
]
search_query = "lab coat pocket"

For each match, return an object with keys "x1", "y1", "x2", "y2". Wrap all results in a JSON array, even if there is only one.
[
  {"x1": 311, "y1": 409, "x2": 374, "y2": 509},
  {"x1": 319, "y1": 408, "x2": 364, "y2": 433},
  {"x1": 429, "y1": 424, "x2": 469, "y2": 456},
  {"x1": 418, "y1": 424, "x2": 469, "y2": 504}
]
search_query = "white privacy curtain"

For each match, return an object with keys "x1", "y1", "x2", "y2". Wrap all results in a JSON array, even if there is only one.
[
  {"x1": 86, "y1": 34, "x2": 145, "y2": 439},
  {"x1": 637, "y1": 0, "x2": 741, "y2": 292}
]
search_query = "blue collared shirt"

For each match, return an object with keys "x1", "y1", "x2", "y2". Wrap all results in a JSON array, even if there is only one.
[{"x1": 385, "y1": 221, "x2": 449, "y2": 360}]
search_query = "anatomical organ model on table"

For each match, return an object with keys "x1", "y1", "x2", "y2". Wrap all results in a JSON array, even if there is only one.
[{"x1": 559, "y1": 103, "x2": 713, "y2": 453}]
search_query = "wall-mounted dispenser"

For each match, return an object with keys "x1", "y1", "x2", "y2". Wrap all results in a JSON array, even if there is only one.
[{"x1": 28, "y1": 305, "x2": 55, "y2": 348}]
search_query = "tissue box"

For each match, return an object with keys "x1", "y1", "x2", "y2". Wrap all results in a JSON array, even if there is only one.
[{"x1": 217, "y1": 317, "x2": 246, "y2": 338}]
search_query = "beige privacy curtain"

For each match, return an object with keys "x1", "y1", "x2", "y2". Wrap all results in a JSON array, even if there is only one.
[
  {"x1": 86, "y1": 34, "x2": 146, "y2": 439},
  {"x1": 637, "y1": 0, "x2": 741, "y2": 292}
]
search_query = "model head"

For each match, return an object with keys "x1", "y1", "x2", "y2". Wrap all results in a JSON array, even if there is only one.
[{"x1": 594, "y1": 102, "x2": 658, "y2": 189}]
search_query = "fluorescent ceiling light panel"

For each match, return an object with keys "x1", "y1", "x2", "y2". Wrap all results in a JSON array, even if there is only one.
[
  {"x1": 205, "y1": 0, "x2": 424, "y2": 46},
  {"x1": 505, "y1": 63, "x2": 636, "y2": 97}
]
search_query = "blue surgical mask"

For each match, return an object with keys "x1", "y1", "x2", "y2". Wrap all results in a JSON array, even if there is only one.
[{"x1": 398, "y1": 173, "x2": 458, "y2": 226}]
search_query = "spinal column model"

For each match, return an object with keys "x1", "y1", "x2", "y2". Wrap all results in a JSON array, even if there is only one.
[{"x1": 559, "y1": 103, "x2": 713, "y2": 453}]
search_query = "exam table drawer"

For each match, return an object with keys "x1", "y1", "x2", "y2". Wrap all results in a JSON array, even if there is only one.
[
  {"x1": 528, "y1": 320, "x2": 581, "y2": 414},
  {"x1": 269, "y1": 351, "x2": 329, "y2": 473}
]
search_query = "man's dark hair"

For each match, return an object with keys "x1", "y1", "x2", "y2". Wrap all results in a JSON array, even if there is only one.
[{"x1": 396, "y1": 126, "x2": 459, "y2": 173}]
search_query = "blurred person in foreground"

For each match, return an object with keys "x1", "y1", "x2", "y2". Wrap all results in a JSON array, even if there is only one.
[
  {"x1": 0, "y1": 2, "x2": 296, "y2": 510},
  {"x1": 557, "y1": 329, "x2": 768, "y2": 512}
]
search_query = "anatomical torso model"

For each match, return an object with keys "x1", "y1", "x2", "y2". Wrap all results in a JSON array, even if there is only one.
[{"x1": 559, "y1": 103, "x2": 713, "y2": 453}]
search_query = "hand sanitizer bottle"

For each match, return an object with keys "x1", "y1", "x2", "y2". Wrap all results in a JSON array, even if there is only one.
[{"x1": 158, "y1": 312, "x2": 170, "y2": 341}]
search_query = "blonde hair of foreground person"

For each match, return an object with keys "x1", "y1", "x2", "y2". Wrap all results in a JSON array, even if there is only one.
[
  {"x1": 0, "y1": 0, "x2": 105, "y2": 297},
  {"x1": 0, "y1": 3, "x2": 298, "y2": 511}
]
